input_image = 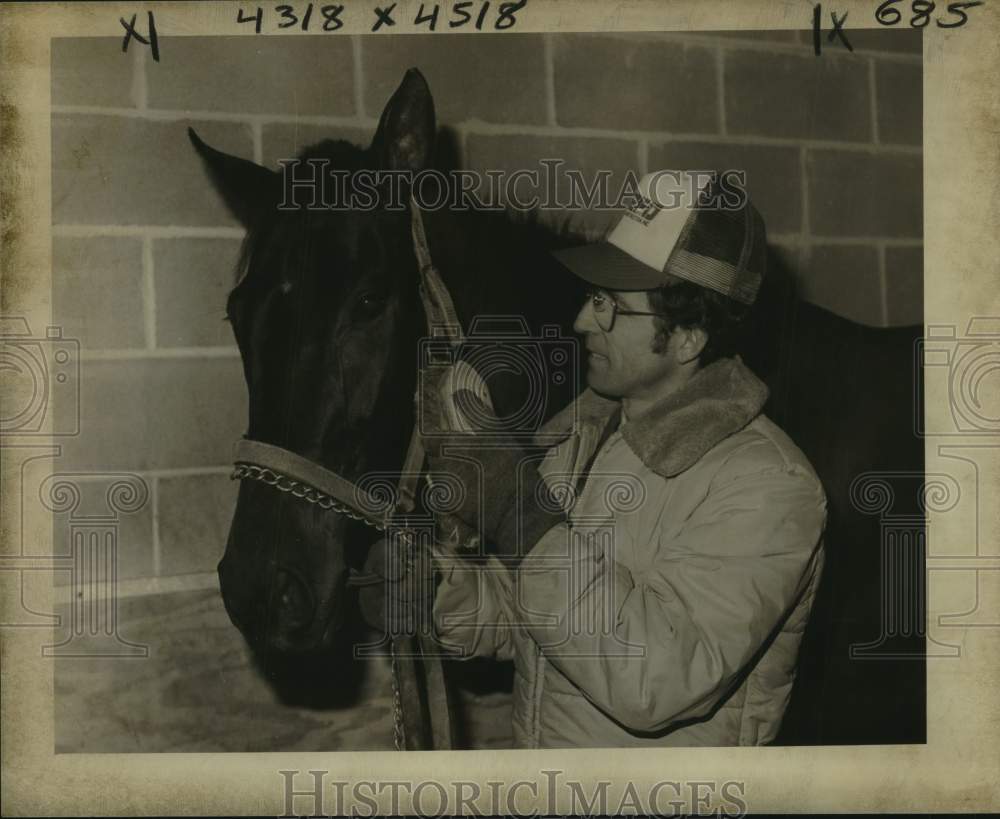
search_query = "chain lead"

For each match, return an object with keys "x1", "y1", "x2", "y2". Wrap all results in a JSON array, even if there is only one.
[
  {"x1": 389, "y1": 639, "x2": 405, "y2": 751},
  {"x1": 232, "y1": 463, "x2": 424, "y2": 538}
]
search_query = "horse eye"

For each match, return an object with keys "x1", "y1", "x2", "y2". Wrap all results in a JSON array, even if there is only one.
[{"x1": 355, "y1": 292, "x2": 387, "y2": 320}]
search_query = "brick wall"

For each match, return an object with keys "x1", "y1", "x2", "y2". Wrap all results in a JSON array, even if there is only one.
[{"x1": 51, "y1": 30, "x2": 922, "y2": 585}]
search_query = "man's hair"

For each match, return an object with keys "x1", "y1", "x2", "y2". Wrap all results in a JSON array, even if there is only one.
[{"x1": 647, "y1": 275, "x2": 752, "y2": 366}]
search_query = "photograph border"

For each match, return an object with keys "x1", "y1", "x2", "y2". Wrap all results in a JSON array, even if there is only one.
[{"x1": 2, "y1": 0, "x2": 998, "y2": 814}]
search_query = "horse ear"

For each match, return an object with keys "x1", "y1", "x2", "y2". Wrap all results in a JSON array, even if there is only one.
[
  {"x1": 369, "y1": 68, "x2": 436, "y2": 172},
  {"x1": 188, "y1": 128, "x2": 278, "y2": 228}
]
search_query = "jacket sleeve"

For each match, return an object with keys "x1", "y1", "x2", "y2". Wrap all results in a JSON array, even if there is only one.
[
  {"x1": 431, "y1": 555, "x2": 518, "y2": 662},
  {"x1": 517, "y1": 458, "x2": 827, "y2": 734}
]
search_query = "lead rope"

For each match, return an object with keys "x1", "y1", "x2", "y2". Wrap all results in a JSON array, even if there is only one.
[{"x1": 386, "y1": 198, "x2": 466, "y2": 750}]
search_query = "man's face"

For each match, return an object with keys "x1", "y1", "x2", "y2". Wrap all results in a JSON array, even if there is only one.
[{"x1": 573, "y1": 288, "x2": 680, "y2": 400}]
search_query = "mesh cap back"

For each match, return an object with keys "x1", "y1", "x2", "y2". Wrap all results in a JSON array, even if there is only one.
[{"x1": 552, "y1": 170, "x2": 768, "y2": 304}]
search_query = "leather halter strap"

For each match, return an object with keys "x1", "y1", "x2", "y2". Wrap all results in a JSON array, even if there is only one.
[
  {"x1": 393, "y1": 196, "x2": 464, "y2": 512},
  {"x1": 232, "y1": 438, "x2": 393, "y2": 528}
]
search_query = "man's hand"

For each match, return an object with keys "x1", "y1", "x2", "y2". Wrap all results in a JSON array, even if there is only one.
[
  {"x1": 419, "y1": 361, "x2": 566, "y2": 559},
  {"x1": 357, "y1": 537, "x2": 436, "y2": 636}
]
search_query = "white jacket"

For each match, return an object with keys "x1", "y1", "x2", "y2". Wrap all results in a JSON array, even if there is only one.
[{"x1": 433, "y1": 357, "x2": 827, "y2": 747}]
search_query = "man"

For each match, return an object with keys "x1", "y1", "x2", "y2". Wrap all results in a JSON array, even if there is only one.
[{"x1": 423, "y1": 170, "x2": 827, "y2": 748}]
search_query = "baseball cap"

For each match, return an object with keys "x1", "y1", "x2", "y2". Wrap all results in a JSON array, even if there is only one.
[{"x1": 553, "y1": 170, "x2": 767, "y2": 304}]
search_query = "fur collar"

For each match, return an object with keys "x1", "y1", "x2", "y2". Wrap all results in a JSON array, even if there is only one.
[{"x1": 536, "y1": 357, "x2": 769, "y2": 478}]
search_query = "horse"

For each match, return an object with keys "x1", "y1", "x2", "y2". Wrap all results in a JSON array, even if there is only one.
[{"x1": 189, "y1": 68, "x2": 584, "y2": 749}]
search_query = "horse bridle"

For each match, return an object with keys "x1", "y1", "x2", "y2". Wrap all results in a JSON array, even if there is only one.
[
  {"x1": 230, "y1": 434, "x2": 426, "y2": 587},
  {"x1": 232, "y1": 197, "x2": 462, "y2": 556},
  {"x1": 229, "y1": 198, "x2": 463, "y2": 750}
]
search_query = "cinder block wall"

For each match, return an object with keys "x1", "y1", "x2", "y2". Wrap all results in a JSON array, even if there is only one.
[{"x1": 51, "y1": 30, "x2": 922, "y2": 585}]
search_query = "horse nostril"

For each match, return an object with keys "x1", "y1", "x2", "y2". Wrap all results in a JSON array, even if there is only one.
[{"x1": 274, "y1": 568, "x2": 315, "y2": 627}]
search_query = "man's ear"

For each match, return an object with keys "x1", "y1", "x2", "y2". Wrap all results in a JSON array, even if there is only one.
[{"x1": 674, "y1": 326, "x2": 709, "y2": 365}]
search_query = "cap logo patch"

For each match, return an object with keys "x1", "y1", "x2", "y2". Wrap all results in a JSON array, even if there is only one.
[{"x1": 624, "y1": 195, "x2": 661, "y2": 226}]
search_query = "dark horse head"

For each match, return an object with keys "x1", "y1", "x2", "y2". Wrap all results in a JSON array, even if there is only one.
[{"x1": 191, "y1": 69, "x2": 582, "y2": 695}]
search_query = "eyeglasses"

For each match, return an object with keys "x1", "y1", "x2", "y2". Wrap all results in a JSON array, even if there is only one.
[{"x1": 584, "y1": 289, "x2": 668, "y2": 332}]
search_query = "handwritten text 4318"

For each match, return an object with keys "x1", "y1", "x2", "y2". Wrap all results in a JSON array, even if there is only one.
[{"x1": 235, "y1": 1, "x2": 528, "y2": 33}]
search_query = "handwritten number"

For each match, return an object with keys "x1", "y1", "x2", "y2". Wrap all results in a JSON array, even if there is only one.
[
  {"x1": 276, "y1": 5, "x2": 297, "y2": 28},
  {"x1": 475, "y1": 0, "x2": 490, "y2": 29},
  {"x1": 450, "y1": 1, "x2": 472, "y2": 26},
  {"x1": 146, "y1": 10, "x2": 160, "y2": 60},
  {"x1": 875, "y1": 0, "x2": 902, "y2": 24},
  {"x1": 495, "y1": 0, "x2": 526, "y2": 29},
  {"x1": 414, "y1": 3, "x2": 440, "y2": 29},
  {"x1": 237, "y1": 6, "x2": 264, "y2": 33},
  {"x1": 875, "y1": 0, "x2": 979, "y2": 27},
  {"x1": 937, "y1": 0, "x2": 982, "y2": 26},
  {"x1": 321, "y1": 5, "x2": 344, "y2": 30},
  {"x1": 230, "y1": 0, "x2": 524, "y2": 33},
  {"x1": 910, "y1": 0, "x2": 935, "y2": 26}
]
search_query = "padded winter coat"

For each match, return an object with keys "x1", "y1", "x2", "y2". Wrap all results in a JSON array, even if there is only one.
[{"x1": 433, "y1": 357, "x2": 827, "y2": 747}]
